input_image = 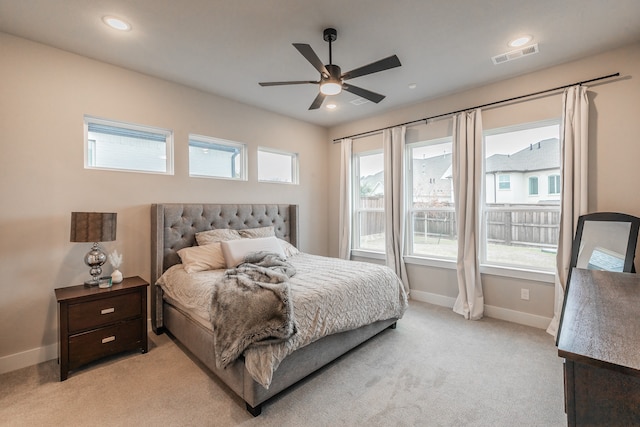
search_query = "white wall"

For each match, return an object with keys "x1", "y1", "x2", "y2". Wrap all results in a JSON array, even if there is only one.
[
  {"x1": 328, "y1": 42, "x2": 640, "y2": 328},
  {"x1": 0, "y1": 33, "x2": 330, "y2": 372}
]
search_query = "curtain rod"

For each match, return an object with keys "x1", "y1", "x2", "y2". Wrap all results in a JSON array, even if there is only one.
[{"x1": 332, "y1": 72, "x2": 620, "y2": 143}]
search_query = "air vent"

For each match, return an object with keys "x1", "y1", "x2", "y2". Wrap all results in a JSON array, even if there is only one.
[
  {"x1": 350, "y1": 98, "x2": 370, "y2": 106},
  {"x1": 492, "y1": 43, "x2": 539, "y2": 65}
]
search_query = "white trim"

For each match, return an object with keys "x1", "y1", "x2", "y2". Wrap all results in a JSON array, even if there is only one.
[
  {"x1": 410, "y1": 290, "x2": 552, "y2": 329},
  {"x1": 0, "y1": 343, "x2": 58, "y2": 375},
  {"x1": 480, "y1": 264, "x2": 555, "y2": 284},
  {"x1": 1, "y1": 320, "x2": 155, "y2": 375},
  {"x1": 410, "y1": 289, "x2": 456, "y2": 307}
]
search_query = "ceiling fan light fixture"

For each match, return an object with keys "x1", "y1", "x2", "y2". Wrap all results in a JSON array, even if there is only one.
[{"x1": 320, "y1": 81, "x2": 342, "y2": 95}]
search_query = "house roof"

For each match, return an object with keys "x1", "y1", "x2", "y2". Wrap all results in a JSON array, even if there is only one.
[{"x1": 485, "y1": 138, "x2": 559, "y2": 173}]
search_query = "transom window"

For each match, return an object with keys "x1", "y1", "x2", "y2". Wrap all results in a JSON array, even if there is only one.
[
  {"x1": 189, "y1": 134, "x2": 247, "y2": 180},
  {"x1": 257, "y1": 147, "x2": 299, "y2": 184},
  {"x1": 84, "y1": 115, "x2": 173, "y2": 174}
]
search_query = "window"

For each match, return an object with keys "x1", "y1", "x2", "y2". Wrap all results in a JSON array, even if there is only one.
[
  {"x1": 84, "y1": 116, "x2": 173, "y2": 174},
  {"x1": 189, "y1": 135, "x2": 246, "y2": 180},
  {"x1": 406, "y1": 137, "x2": 456, "y2": 259},
  {"x1": 353, "y1": 150, "x2": 385, "y2": 252},
  {"x1": 528, "y1": 176, "x2": 539, "y2": 195},
  {"x1": 483, "y1": 120, "x2": 560, "y2": 271},
  {"x1": 548, "y1": 174, "x2": 560, "y2": 194},
  {"x1": 257, "y1": 148, "x2": 298, "y2": 184},
  {"x1": 498, "y1": 174, "x2": 511, "y2": 190}
]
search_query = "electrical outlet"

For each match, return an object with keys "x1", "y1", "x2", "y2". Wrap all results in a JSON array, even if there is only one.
[{"x1": 521, "y1": 288, "x2": 530, "y2": 301}]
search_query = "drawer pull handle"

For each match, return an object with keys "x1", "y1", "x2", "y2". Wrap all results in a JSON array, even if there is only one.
[
  {"x1": 101, "y1": 308, "x2": 115, "y2": 315},
  {"x1": 102, "y1": 336, "x2": 116, "y2": 344}
]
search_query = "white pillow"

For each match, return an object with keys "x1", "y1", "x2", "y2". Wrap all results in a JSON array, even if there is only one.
[
  {"x1": 195, "y1": 228, "x2": 241, "y2": 245},
  {"x1": 177, "y1": 243, "x2": 226, "y2": 273},
  {"x1": 220, "y1": 236, "x2": 286, "y2": 268},
  {"x1": 239, "y1": 226, "x2": 275, "y2": 239},
  {"x1": 279, "y1": 239, "x2": 300, "y2": 257}
]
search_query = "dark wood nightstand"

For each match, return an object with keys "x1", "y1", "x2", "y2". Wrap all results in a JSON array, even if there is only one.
[{"x1": 55, "y1": 276, "x2": 149, "y2": 381}]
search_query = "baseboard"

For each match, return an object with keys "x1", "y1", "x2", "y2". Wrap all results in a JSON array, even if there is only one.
[
  {"x1": 0, "y1": 343, "x2": 58, "y2": 375},
  {"x1": 0, "y1": 319, "x2": 156, "y2": 375},
  {"x1": 409, "y1": 290, "x2": 552, "y2": 329}
]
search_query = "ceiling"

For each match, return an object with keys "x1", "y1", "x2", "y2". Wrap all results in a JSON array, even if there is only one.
[{"x1": 1, "y1": 0, "x2": 640, "y2": 128}]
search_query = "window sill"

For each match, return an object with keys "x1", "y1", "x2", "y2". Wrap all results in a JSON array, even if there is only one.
[
  {"x1": 350, "y1": 249, "x2": 385, "y2": 260},
  {"x1": 403, "y1": 256, "x2": 555, "y2": 284}
]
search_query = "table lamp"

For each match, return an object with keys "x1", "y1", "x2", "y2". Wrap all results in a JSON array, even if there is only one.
[{"x1": 70, "y1": 212, "x2": 117, "y2": 286}]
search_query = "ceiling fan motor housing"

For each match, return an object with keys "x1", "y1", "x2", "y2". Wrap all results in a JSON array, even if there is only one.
[
  {"x1": 323, "y1": 28, "x2": 337, "y2": 43},
  {"x1": 324, "y1": 64, "x2": 342, "y2": 81}
]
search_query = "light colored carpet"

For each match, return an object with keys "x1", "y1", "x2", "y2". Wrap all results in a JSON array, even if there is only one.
[{"x1": 0, "y1": 301, "x2": 566, "y2": 426}]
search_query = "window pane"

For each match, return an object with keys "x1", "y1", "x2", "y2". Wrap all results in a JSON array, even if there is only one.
[
  {"x1": 407, "y1": 139, "x2": 456, "y2": 259},
  {"x1": 258, "y1": 148, "x2": 298, "y2": 184},
  {"x1": 484, "y1": 122, "x2": 560, "y2": 271},
  {"x1": 548, "y1": 175, "x2": 560, "y2": 194},
  {"x1": 189, "y1": 135, "x2": 246, "y2": 180},
  {"x1": 85, "y1": 116, "x2": 172, "y2": 174},
  {"x1": 528, "y1": 177, "x2": 539, "y2": 195},
  {"x1": 355, "y1": 151, "x2": 384, "y2": 251}
]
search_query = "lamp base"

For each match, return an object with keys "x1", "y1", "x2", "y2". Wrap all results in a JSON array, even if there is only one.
[{"x1": 84, "y1": 278, "x2": 100, "y2": 287}]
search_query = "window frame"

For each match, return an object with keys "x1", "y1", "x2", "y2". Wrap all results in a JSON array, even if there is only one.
[
  {"x1": 405, "y1": 136, "x2": 456, "y2": 261},
  {"x1": 84, "y1": 115, "x2": 173, "y2": 175},
  {"x1": 481, "y1": 118, "x2": 561, "y2": 273},
  {"x1": 188, "y1": 134, "x2": 247, "y2": 181},
  {"x1": 498, "y1": 174, "x2": 511, "y2": 190},
  {"x1": 257, "y1": 147, "x2": 299, "y2": 184},
  {"x1": 528, "y1": 176, "x2": 539, "y2": 196},
  {"x1": 352, "y1": 149, "x2": 385, "y2": 254},
  {"x1": 548, "y1": 174, "x2": 561, "y2": 195}
]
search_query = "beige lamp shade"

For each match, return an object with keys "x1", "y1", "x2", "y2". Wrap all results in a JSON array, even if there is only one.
[{"x1": 70, "y1": 212, "x2": 117, "y2": 243}]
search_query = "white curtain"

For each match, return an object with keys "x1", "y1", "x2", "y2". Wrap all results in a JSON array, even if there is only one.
[
  {"x1": 383, "y1": 127, "x2": 410, "y2": 293},
  {"x1": 547, "y1": 85, "x2": 589, "y2": 337},
  {"x1": 452, "y1": 109, "x2": 484, "y2": 320},
  {"x1": 339, "y1": 138, "x2": 353, "y2": 260}
]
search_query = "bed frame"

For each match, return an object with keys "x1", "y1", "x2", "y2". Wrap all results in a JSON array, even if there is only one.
[{"x1": 150, "y1": 203, "x2": 398, "y2": 416}]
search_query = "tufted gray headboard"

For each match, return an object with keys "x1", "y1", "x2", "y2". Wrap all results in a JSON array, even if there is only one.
[{"x1": 150, "y1": 203, "x2": 298, "y2": 331}]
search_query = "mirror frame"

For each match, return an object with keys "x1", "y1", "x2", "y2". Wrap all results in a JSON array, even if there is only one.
[{"x1": 556, "y1": 212, "x2": 640, "y2": 345}]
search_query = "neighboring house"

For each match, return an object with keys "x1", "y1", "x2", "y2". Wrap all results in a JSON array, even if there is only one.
[
  {"x1": 485, "y1": 138, "x2": 560, "y2": 204},
  {"x1": 402, "y1": 138, "x2": 561, "y2": 206}
]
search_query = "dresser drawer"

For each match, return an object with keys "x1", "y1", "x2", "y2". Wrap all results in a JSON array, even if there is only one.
[
  {"x1": 68, "y1": 318, "x2": 143, "y2": 369},
  {"x1": 68, "y1": 291, "x2": 141, "y2": 333}
]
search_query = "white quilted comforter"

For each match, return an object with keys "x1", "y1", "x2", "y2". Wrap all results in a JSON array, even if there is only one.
[{"x1": 159, "y1": 252, "x2": 408, "y2": 388}]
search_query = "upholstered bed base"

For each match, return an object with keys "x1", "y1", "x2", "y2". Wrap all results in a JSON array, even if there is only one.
[{"x1": 150, "y1": 203, "x2": 398, "y2": 415}]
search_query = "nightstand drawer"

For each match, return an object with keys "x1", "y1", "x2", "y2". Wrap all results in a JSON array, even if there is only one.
[
  {"x1": 68, "y1": 318, "x2": 143, "y2": 369},
  {"x1": 68, "y1": 292, "x2": 141, "y2": 333}
]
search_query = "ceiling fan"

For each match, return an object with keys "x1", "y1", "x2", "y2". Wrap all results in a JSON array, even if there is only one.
[{"x1": 259, "y1": 28, "x2": 402, "y2": 110}]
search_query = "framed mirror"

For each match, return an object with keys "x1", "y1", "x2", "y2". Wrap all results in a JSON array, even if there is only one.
[{"x1": 569, "y1": 212, "x2": 640, "y2": 274}]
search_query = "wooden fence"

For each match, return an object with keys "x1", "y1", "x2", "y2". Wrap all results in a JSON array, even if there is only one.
[{"x1": 360, "y1": 197, "x2": 560, "y2": 247}]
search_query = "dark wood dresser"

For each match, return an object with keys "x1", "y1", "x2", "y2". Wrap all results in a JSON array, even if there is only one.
[
  {"x1": 55, "y1": 276, "x2": 148, "y2": 380},
  {"x1": 557, "y1": 268, "x2": 640, "y2": 426}
]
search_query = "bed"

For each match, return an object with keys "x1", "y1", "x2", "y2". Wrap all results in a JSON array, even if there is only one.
[{"x1": 150, "y1": 203, "x2": 407, "y2": 416}]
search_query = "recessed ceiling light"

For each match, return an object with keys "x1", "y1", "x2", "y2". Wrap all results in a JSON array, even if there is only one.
[
  {"x1": 408, "y1": 83, "x2": 417, "y2": 89},
  {"x1": 326, "y1": 103, "x2": 337, "y2": 110},
  {"x1": 509, "y1": 35, "x2": 532, "y2": 47},
  {"x1": 102, "y1": 16, "x2": 131, "y2": 31}
]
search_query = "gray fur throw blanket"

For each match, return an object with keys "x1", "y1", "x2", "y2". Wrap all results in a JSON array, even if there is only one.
[{"x1": 210, "y1": 251, "x2": 297, "y2": 369}]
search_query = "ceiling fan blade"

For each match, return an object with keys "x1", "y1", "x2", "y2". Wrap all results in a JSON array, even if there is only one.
[
  {"x1": 341, "y1": 55, "x2": 401, "y2": 81},
  {"x1": 259, "y1": 80, "x2": 318, "y2": 86},
  {"x1": 309, "y1": 92, "x2": 326, "y2": 110},
  {"x1": 293, "y1": 43, "x2": 329, "y2": 76},
  {"x1": 342, "y1": 83, "x2": 386, "y2": 103}
]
